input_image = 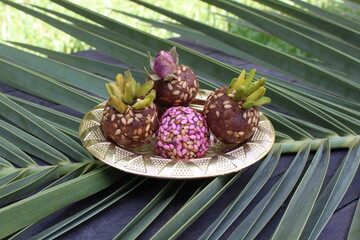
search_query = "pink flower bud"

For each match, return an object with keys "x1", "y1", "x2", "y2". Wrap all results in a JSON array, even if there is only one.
[{"x1": 153, "y1": 50, "x2": 176, "y2": 79}]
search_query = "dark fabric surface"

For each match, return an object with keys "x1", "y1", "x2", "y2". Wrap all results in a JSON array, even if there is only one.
[{"x1": 1, "y1": 38, "x2": 358, "y2": 239}]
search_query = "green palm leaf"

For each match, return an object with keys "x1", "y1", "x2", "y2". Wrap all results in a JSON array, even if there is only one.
[
  {"x1": 202, "y1": 143, "x2": 309, "y2": 239},
  {"x1": 254, "y1": 0, "x2": 360, "y2": 46},
  {"x1": 348, "y1": 198, "x2": 360, "y2": 240},
  {"x1": 0, "y1": 166, "x2": 121, "y2": 239},
  {"x1": 130, "y1": 0, "x2": 360, "y2": 102},
  {"x1": 201, "y1": 0, "x2": 360, "y2": 81},
  {"x1": 0, "y1": 0, "x2": 359, "y2": 239}
]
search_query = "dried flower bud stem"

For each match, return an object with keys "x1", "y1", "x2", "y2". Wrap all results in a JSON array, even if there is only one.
[
  {"x1": 109, "y1": 95, "x2": 127, "y2": 113},
  {"x1": 116, "y1": 73, "x2": 123, "y2": 89},
  {"x1": 245, "y1": 86, "x2": 266, "y2": 103},
  {"x1": 140, "y1": 80, "x2": 154, "y2": 97},
  {"x1": 123, "y1": 81, "x2": 133, "y2": 104},
  {"x1": 254, "y1": 96, "x2": 271, "y2": 106},
  {"x1": 247, "y1": 77, "x2": 266, "y2": 96}
]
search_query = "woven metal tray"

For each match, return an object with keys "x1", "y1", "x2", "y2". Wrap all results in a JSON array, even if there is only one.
[{"x1": 79, "y1": 89, "x2": 275, "y2": 179}]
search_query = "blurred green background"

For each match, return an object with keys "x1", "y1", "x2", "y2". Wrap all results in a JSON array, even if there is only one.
[{"x1": 1, "y1": 0, "x2": 358, "y2": 55}]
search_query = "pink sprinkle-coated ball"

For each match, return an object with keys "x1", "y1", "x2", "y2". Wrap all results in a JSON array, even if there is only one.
[{"x1": 155, "y1": 106, "x2": 210, "y2": 160}]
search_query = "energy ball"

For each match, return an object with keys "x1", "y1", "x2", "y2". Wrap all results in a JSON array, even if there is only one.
[
  {"x1": 101, "y1": 70, "x2": 159, "y2": 148},
  {"x1": 146, "y1": 47, "x2": 199, "y2": 107},
  {"x1": 204, "y1": 69, "x2": 271, "y2": 144},
  {"x1": 155, "y1": 106, "x2": 210, "y2": 159}
]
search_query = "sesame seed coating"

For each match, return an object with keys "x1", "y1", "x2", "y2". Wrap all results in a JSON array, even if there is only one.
[
  {"x1": 101, "y1": 101, "x2": 159, "y2": 148},
  {"x1": 152, "y1": 65, "x2": 199, "y2": 107},
  {"x1": 204, "y1": 87, "x2": 259, "y2": 144}
]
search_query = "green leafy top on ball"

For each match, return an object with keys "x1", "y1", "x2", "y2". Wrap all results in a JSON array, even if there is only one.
[
  {"x1": 105, "y1": 70, "x2": 155, "y2": 113},
  {"x1": 226, "y1": 69, "x2": 271, "y2": 109}
]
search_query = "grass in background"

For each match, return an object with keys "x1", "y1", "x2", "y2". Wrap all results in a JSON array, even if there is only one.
[
  {"x1": 1, "y1": 0, "x2": 229, "y2": 53},
  {"x1": 0, "y1": 0, "x2": 357, "y2": 56}
]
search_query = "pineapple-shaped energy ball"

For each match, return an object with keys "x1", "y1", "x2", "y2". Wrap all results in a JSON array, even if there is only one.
[
  {"x1": 203, "y1": 69, "x2": 271, "y2": 144},
  {"x1": 101, "y1": 70, "x2": 159, "y2": 148}
]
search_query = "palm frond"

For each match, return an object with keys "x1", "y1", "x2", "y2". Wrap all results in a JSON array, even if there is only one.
[{"x1": 0, "y1": 0, "x2": 359, "y2": 239}]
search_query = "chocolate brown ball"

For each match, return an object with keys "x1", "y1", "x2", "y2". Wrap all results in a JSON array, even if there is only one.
[
  {"x1": 153, "y1": 65, "x2": 198, "y2": 107},
  {"x1": 101, "y1": 101, "x2": 159, "y2": 148},
  {"x1": 203, "y1": 87, "x2": 260, "y2": 144}
]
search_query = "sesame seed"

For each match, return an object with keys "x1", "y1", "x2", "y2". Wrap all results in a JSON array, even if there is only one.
[
  {"x1": 127, "y1": 118, "x2": 134, "y2": 124},
  {"x1": 210, "y1": 104, "x2": 216, "y2": 109},
  {"x1": 173, "y1": 90, "x2": 180, "y2": 95},
  {"x1": 135, "y1": 113, "x2": 143, "y2": 118},
  {"x1": 145, "y1": 132, "x2": 149, "y2": 137},
  {"x1": 216, "y1": 111, "x2": 220, "y2": 117},
  {"x1": 224, "y1": 104, "x2": 232, "y2": 109},
  {"x1": 177, "y1": 69, "x2": 182, "y2": 75},
  {"x1": 146, "y1": 124, "x2": 150, "y2": 131},
  {"x1": 182, "y1": 66, "x2": 186, "y2": 71},
  {"x1": 227, "y1": 130, "x2": 233, "y2": 135},
  {"x1": 178, "y1": 76, "x2": 182, "y2": 81},
  {"x1": 121, "y1": 118, "x2": 126, "y2": 125},
  {"x1": 252, "y1": 127, "x2": 257, "y2": 131},
  {"x1": 133, "y1": 129, "x2": 137, "y2": 134},
  {"x1": 111, "y1": 114, "x2": 115, "y2": 121},
  {"x1": 217, "y1": 93, "x2": 224, "y2": 97},
  {"x1": 168, "y1": 83, "x2": 173, "y2": 90},
  {"x1": 239, "y1": 131, "x2": 244, "y2": 136},
  {"x1": 243, "y1": 112, "x2": 247, "y2": 119},
  {"x1": 223, "y1": 100, "x2": 230, "y2": 104},
  {"x1": 171, "y1": 80, "x2": 177, "y2": 84},
  {"x1": 115, "y1": 129, "x2": 121, "y2": 135},
  {"x1": 248, "y1": 118, "x2": 251, "y2": 124},
  {"x1": 182, "y1": 81, "x2": 187, "y2": 88}
]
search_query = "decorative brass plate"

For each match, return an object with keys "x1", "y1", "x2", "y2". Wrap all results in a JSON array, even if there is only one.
[{"x1": 79, "y1": 89, "x2": 275, "y2": 179}]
